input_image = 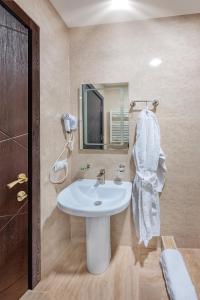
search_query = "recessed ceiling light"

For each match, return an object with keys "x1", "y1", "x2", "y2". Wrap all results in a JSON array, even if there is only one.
[
  {"x1": 149, "y1": 58, "x2": 162, "y2": 67},
  {"x1": 111, "y1": 0, "x2": 130, "y2": 10}
]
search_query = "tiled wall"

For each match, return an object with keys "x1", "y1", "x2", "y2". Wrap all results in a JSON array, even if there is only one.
[
  {"x1": 15, "y1": 0, "x2": 71, "y2": 277},
  {"x1": 69, "y1": 14, "x2": 200, "y2": 249}
]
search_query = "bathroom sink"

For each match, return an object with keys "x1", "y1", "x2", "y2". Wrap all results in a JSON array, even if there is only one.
[
  {"x1": 57, "y1": 179, "x2": 132, "y2": 274},
  {"x1": 57, "y1": 179, "x2": 132, "y2": 218}
]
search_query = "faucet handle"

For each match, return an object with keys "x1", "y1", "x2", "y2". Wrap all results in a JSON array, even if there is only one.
[
  {"x1": 99, "y1": 168, "x2": 105, "y2": 174},
  {"x1": 97, "y1": 168, "x2": 105, "y2": 184},
  {"x1": 80, "y1": 163, "x2": 91, "y2": 171},
  {"x1": 118, "y1": 164, "x2": 125, "y2": 173}
]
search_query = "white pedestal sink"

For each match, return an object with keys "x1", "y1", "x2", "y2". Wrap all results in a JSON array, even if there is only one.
[{"x1": 57, "y1": 179, "x2": 132, "y2": 274}]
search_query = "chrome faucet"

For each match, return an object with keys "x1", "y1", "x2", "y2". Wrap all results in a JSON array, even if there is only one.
[{"x1": 97, "y1": 168, "x2": 105, "y2": 184}]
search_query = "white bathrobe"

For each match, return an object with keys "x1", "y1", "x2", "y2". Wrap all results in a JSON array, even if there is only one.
[{"x1": 132, "y1": 109, "x2": 166, "y2": 247}]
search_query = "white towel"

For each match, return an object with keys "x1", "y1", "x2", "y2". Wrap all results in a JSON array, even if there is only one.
[{"x1": 160, "y1": 249, "x2": 198, "y2": 300}]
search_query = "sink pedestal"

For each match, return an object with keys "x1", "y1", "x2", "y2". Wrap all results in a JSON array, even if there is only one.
[
  {"x1": 57, "y1": 179, "x2": 132, "y2": 275},
  {"x1": 86, "y1": 216, "x2": 111, "y2": 274}
]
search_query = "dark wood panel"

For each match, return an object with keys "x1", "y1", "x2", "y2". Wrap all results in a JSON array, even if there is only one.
[
  {"x1": 0, "y1": 139, "x2": 28, "y2": 217},
  {"x1": 20, "y1": 200, "x2": 28, "y2": 214},
  {"x1": 0, "y1": 130, "x2": 8, "y2": 141},
  {"x1": 0, "y1": 203, "x2": 28, "y2": 231},
  {"x1": 0, "y1": 3, "x2": 28, "y2": 34},
  {"x1": 14, "y1": 134, "x2": 28, "y2": 149},
  {"x1": 0, "y1": 213, "x2": 28, "y2": 299},
  {"x1": 0, "y1": 215, "x2": 10, "y2": 230},
  {"x1": 0, "y1": 274, "x2": 27, "y2": 300},
  {"x1": 0, "y1": 3, "x2": 29, "y2": 298},
  {"x1": 0, "y1": 0, "x2": 41, "y2": 290},
  {"x1": 29, "y1": 17, "x2": 41, "y2": 289},
  {"x1": 0, "y1": 1, "x2": 39, "y2": 31},
  {"x1": 0, "y1": 203, "x2": 28, "y2": 230},
  {"x1": 0, "y1": 26, "x2": 28, "y2": 137}
]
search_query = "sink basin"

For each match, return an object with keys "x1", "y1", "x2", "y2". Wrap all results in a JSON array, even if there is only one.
[
  {"x1": 57, "y1": 179, "x2": 132, "y2": 274},
  {"x1": 57, "y1": 179, "x2": 132, "y2": 218}
]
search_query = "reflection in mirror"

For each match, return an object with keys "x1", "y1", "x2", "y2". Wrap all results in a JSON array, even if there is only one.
[{"x1": 80, "y1": 83, "x2": 129, "y2": 151}]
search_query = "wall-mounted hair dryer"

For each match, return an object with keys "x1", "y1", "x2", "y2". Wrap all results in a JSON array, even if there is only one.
[
  {"x1": 62, "y1": 113, "x2": 77, "y2": 133},
  {"x1": 49, "y1": 113, "x2": 77, "y2": 184}
]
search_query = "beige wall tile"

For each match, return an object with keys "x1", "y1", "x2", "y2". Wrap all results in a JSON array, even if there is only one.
[{"x1": 69, "y1": 14, "x2": 200, "y2": 248}]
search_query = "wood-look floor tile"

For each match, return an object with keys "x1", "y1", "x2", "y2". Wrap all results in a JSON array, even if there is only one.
[
  {"x1": 20, "y1": 243, "x2": 200, "y2": 300},
  {"x1": 20, "y1": 290, "x2": 52, "y2": 300},
  {"x1": 35, "y1": 243, "x2": 139, "y2": 300},
  {"x1": 180, "y1": 248, "x2": 200, "y2": 297},
  {"x1": 138, "y1": 251, "x2": 169, "y2": 300}
]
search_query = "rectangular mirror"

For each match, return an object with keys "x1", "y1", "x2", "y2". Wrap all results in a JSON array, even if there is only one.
[{"x1": 79, "y1": 82, "x2": 129, "y2": 151}]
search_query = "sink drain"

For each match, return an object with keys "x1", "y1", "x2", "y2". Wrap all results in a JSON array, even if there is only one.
[{"x1": 94, "y1": 200, "x2": 102, "y2": 206}]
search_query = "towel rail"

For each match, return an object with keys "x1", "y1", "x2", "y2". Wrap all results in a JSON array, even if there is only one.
[{"x1": 130, "y1": 99, "x2": 159, "y2": 108}]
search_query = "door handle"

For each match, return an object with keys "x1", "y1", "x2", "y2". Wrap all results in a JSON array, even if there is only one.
[
  {"x1": 17, "y1": 191, "x2": 28, "y2": 202},
  {"x1": 7, "y1": 173, "x2": 28, "y2": 189}
]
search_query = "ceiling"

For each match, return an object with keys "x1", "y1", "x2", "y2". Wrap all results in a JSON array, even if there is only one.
[{"x1": 49, "y1": 0, "x2": 200, "y2": 28}]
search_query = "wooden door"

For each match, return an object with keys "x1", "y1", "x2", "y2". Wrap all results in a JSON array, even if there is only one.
[{"x1": 0, "y1": 3, "x2": 29, "y2": 299}]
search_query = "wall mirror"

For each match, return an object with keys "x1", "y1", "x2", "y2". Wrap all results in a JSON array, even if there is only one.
[{"x1": 79, "y1": 82, "x2": 129, "y2": 151}]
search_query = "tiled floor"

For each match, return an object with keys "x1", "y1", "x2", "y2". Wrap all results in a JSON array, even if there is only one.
[{"x1": 21, "y1": 243, "x2": 200, "y2": 300}]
